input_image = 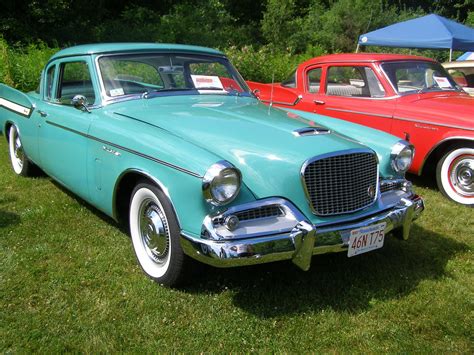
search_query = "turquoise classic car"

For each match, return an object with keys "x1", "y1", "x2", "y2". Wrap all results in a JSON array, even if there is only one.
[{"x1": 0, "y1": 43, "x2": 424, "y2": 286}]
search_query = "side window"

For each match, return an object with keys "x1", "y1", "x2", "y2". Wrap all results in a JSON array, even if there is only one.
[
  {"x1": 58, "y1": 61, "x2": 95, "y2": 105},
  {"x1": 326, "y1": 66, "x2": 385, "y2": 98},
  {"x1": 45, "y1": 65, "x2": 56, "y2": 100},
  {"x1": 307, "y1": 68, "x2": 322, "y2": 93}
]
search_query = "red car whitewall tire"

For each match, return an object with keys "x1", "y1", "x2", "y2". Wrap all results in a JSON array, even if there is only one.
[{"x1": 437, "y1": 146, "x2": 474, "y2": 206}]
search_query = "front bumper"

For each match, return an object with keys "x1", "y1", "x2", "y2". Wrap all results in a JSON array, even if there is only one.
[{"x1": 180, "y1": 194, "x2": 424, "y2": 271}]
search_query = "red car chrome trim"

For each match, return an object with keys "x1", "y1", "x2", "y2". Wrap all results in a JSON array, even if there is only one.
[
  {"x1": 393, "y1": 116, "x2": 474, "y2": 132},
  {"x1": 325, "y1": 107, "x2": 392, "y2": 119}
]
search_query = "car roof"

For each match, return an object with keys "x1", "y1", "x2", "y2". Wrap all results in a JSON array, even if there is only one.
[
  {"x1": 300, "y1": 53, "x2": 437, "y2": 67},
  {"x1": 50, "y1": 42, "x2": 224, "y2": 61}
]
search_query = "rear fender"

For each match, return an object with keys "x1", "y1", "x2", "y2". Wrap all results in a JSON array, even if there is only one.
[{"x1": 0, "y1": 84, "x2": 35, "y2": 134}]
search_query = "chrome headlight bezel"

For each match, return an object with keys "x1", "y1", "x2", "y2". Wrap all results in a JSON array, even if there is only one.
[
  {"x1": 391, "y1": 140, "x2": 414, "y2": 174},
  {"x1": 202, "y1": 161, "x2": 242, "y2": 206}
]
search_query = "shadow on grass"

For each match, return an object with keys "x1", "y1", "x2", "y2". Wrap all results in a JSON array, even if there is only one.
[
  {"x1": 0, "y1": 195, "x2": 20, "y2": 228},
  {"x1": 406, "y1": 172, "x2": 438, "y2": 191},
  {"x1": 0, "y1": 210, "x2": 21, "y2": 228},
  {"x1": 49, "y1": 180, "x2": 128, "y2": 234},
  {"x1": 185, "y1": 224, "x2": 468, "y2": 318}
]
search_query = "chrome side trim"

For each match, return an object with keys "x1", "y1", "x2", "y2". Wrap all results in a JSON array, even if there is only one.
[
  {"x1": 393, "y1": 116, "x2": 474, "y2": 132},
  {"x1": 45, "y1": 120, "x2": 202, "y2": 177},
  {"x1": 260, "y1": 99, "x2": 297, "y2": 106},
  {"x1": 418, "y1": 136, "x2": 474, "y2": 175},
  {"x1": 325, "y1": 107, "x2": 392, "y2": 118},
  {"x1": 300, "y1": 148, "x2": 379, "y2": 216},
  {"x1": 0, "y1": 98, "x2": 32, "y2": 118}
]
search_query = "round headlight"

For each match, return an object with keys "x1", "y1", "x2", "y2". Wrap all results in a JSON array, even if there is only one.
[
  {"x1": 391, "y1": 141, "x2": 414, "y2": 173},
  {"x1": 202, "y1": 161, "x2": 242, "y2": 206}
]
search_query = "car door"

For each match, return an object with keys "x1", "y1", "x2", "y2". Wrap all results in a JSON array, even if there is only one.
[
  {"x1": 36, "y1": 56, "x2": 98, "y2": 200},
  {"x1": 308, "y1": 64, "x2": 396, "y2": 134}
]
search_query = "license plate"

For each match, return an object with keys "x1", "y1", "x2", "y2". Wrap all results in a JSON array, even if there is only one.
[{"x1": 347, "y1": 222, "x2": 386, "y2": 257}]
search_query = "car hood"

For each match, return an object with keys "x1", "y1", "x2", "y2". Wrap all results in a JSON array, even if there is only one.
[
  {"x1": 396, "y1": 92, "x2": 474, "y2": 128},
  {"x1": 112, "y1": 95, "x2": 370, "y2": 199}
]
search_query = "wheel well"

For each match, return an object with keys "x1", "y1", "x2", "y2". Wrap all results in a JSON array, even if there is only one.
[
  {"x1": 421, "y1": 139, "x2": 474, "y2": 176},
  {"x1": 114, "y1": 171, "x2": 164, "y2": 226},
  {"x1": 4, "y1": 122, "x2": 12, "y2": 142}
]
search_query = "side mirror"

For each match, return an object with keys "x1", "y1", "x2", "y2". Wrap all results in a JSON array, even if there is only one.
[{"x1": 71, "y1": 95, "x2": 90, "y2": 112}]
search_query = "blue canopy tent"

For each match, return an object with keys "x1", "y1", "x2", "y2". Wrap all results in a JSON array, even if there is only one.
[{"x1": 357, "y1": 14, "x2": 474, "y2": 61}]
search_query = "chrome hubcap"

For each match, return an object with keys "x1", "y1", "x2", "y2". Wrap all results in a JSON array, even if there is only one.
[
  {"x1": 138, "y1": 199, "x2": 169, "y2": 263},
  {"x1": 13, "y1": 133, "x2": 24, "y2": 168},
  {"x1": 450, "y1": 156, "x2": 474, "y2": 196}
]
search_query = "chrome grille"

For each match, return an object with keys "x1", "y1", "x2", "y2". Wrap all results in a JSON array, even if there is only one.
[
  {"x1": 212, "y1": 205, "x2": 285, "y2": 226},
  {"x1": 236, "y1": 205, "x2": 285, "y2": 221},
  {"x1": 380, "y1": 180, "x2": 403, "y2": 193},
  {"x1": 302, "y1": 152, "x2": 378, "y2": 216}
]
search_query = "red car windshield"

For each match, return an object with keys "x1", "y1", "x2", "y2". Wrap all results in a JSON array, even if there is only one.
[{"x1": 381, "y1": 61, "x2": 462, "y2": 95}]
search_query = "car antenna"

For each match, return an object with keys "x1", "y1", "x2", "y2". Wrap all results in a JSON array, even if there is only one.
[{"x1": 268, "y1": 72, "x2": 275, "y2": 114}]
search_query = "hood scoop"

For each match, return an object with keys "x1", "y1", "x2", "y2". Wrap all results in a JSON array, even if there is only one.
[{"x1": 292, "y1": 127, "x2": 331, "y2": 137}]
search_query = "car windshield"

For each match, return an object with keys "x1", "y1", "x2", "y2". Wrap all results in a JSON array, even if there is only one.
[
  {"x1": 98, "y1": 53, "x2": 252, "y2": 99},
  {"x1": 281, "y1": 69, "x2": 297, "y2": 88},
  {"x1": 381, "y1": 61, "x2": 462, "y2": 95}
]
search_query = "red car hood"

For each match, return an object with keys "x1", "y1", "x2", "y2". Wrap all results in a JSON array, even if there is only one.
[{"x1": 396, "y1": 92, "x2": 473, "y2": 128}]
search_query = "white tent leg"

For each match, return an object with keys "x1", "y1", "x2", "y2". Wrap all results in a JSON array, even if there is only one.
[
  {"x1": 356, "y1": 44, "x2": 360, "y2": 53},
  {"x1": 449, "y1": 48, "x2": 453, "y2": 62}
]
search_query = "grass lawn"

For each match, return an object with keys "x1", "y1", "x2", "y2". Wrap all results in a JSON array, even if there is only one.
[{"x1": 1, "y1": 138, "x2": 473, "y2": 353}]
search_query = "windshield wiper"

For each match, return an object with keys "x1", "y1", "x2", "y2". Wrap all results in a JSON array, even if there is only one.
[
  {"x1": 195, "y1": 87, "x2": 226, "y2": 91},
  {"x1": 143, "y1": 88, "x2": 195, "y2": 99}
]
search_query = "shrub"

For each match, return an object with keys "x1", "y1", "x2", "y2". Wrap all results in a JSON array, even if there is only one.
[
  {"x1": 225, "y1": 45, "x2": 325, "y2": 83},
  {"x1": 8, "y1": 42, "x2": 58, "y2": 92},
  {"x1": 0, "y1": 37, "x2": 14, "y2": 86}
]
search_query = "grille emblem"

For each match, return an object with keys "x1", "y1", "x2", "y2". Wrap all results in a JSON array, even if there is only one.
[{"x1": 368, "y1": 185, "x2": 376, "y2": 199}]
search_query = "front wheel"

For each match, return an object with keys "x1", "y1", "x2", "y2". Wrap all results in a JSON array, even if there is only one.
[
  {"x1": 129, "y1": 181, "x2": 189, "y2": 286},
  {"x1": 8, "y1": 125, "x2": 33, "y2": 176},
  {"x1": 436, "y1": 146, "x2": 474, "y2": 206}
]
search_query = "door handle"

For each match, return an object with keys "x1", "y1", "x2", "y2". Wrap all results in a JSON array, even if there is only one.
[
  {"x1": 37, "y1": 110, "x2": 48, "y2": 117},
  {"x1": 314, "y1": 100, "x2": 325, "y2": 105}
]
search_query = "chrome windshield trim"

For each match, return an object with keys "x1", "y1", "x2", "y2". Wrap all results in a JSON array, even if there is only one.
[
  {"x1": 300, "y1": 148, "x2": 379, "y2": 216},
  {"x1": 45, "y1": 120, "x2": 202, "y2": 178}
]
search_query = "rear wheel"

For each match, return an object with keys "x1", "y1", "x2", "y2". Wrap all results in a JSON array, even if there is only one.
[
  {"x1": 436, "y1": 145, "x2": 474, "y2": 206},
  {"x1": 129, "y1": 181, "x2": 189, "y2": 286},
  {"x1": 8, "y1": 125, "x2": 33, "y2": 176}
]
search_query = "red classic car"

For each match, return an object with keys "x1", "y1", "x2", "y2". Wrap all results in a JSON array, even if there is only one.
[{"x1": 247, "y1": 53, "x2": 474, "y2": 206}]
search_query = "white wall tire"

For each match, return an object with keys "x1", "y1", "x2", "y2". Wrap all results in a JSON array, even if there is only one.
[
  {"x1": 129, "y1": 182, "x2": 188, "y2": 286},
  {"x1": 8, "y1": 125, "x2": 32, "y2": 176},
  {"x1": 436, "y1": 146, "x2": 474, "y2": 206}
]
